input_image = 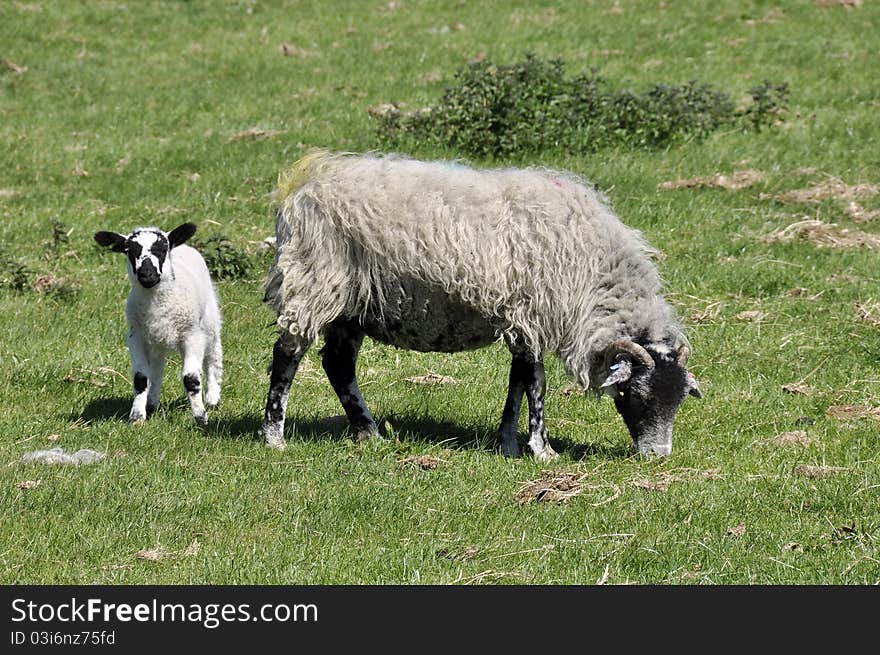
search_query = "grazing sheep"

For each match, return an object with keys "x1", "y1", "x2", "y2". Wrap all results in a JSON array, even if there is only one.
[
  {"x1": 260, "y1": 151, "x2": 701, "y2": 458},
  {"x1": 94, "y1": 223, "x2": 223, "y2": 426}
]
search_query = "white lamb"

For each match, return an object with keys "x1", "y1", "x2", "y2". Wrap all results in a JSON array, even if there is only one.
[{"x1": 94, "y1": 223, "x2": 223, "y2": 426}]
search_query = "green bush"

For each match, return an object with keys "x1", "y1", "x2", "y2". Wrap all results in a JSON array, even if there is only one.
[
  {"x1": 375, "y1": 54, "x2": 788, "y2": 157},
  {"x1": 191, "y1": 234, "x2": 255, "y2": 281}
]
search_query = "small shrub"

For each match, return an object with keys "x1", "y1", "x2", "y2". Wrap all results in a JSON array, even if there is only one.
[
  {"x1": 0, "y1": 246, "x2": 32, "y2": 291},
  {"x1": 192, "y1": 234, "x2": 255, "y2": 281},
  {"x1": 374, "y1": 55, "x2": 788, "y2": 157}
]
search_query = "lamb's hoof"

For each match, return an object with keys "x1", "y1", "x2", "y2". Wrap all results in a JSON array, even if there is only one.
[
  {"x1": 193, "y1": 413, "x2": 208, "y2": 428},
  {"x1": 499, "y1": 439, "x2": 522, "y2": 458},
  {"x1": 205, "y1": 390, "x2": 220, "y2": 409},
  {"x1": 129, "y1": 412, "x2": 146, "y2": 424},
  {"x1": 532, "y1": 445, "x2": 559, "y2": 462},
  {"x1": 259, "y1": 422, "x2": 286, "y2": 450}
]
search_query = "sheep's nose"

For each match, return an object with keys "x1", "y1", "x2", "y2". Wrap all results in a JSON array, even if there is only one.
[{"x1": 137, "y1": 262, "x2": 159, "y2": 288}]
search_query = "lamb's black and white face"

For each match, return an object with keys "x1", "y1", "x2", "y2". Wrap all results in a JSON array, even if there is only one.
[
  {"x1": 94, "y1": 223, "x2": 197, "y2": 289},
  {"x1": 601, "y1": 342, "x2": 702, "y2": 456}
]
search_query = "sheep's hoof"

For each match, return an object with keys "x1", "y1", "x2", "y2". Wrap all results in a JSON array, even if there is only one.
[
  {"x1": 205, "y1": 391, "x2": 220, "y2": 409},
  {"x1": 499, "y1": 439, "x2": 522, "y2": 458},
  {"x1": 264, "y1": 437, "x2": 287, "y2": 451},
  {"x1": 193, "y1": 413, "x2": 208, "y2": 428},
  {"x1": 129, "y1": 412, "x2": 146, "y2": 424},
  {"x1": 353, "y1": 427, "x2": 380, "y2": 442},
  {"x1": 532, "y1": 445, "x2": 559, "y2": 462}
]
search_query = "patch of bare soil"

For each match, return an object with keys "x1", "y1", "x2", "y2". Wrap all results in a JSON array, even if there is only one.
[
  {"x1": 794, "y1": 464, "x2": 848, "y2": 479},
  {"x1": 762, "y1": 179, "x2": 879, "y2": 203},
  {"x1": 825, "y1": 405, "x2": 880, "y2": 421},
  {"x1": 762, "y1": 219, "x2": 880, "y2": 250},
  {"x1": 658, "y1": 170, "x2": 763, "y2": 191},
  {"x1": 398, "y1": 454, "x2": 444, "y2": 470},
  {"x1": 279, "y1": 43, "x2": 317, "y2": 57},
  {"x1": 516, "y1": 471, "x2": 586, "y2": 503}
]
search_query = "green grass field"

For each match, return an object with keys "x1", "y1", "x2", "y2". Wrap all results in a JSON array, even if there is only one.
[{"x1": 1, "y1": 0, "x2": 878, "y2": 584}]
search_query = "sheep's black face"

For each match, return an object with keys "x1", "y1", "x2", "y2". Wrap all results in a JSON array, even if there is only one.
[
  {"x1": 94, "y1": 223, "x2": 197, "y2": 289},
  {"x1": 612, "y1": 355, "x2": 690, "y2": 456},
  {"x1": 601, "y1": 342, "x2": 702, "y2": 456}
]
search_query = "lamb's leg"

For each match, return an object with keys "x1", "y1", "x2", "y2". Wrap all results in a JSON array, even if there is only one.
[
  {"x1": 127, "y1": 332, "x2": 151, "y2": 423},
  {"x1": 204, "y1": 332, "x2": 223, "y2": 409},
  {"x1": 497, "y1": 354, "x2": 529, "y2": 457},
  {"x1": 181, "y1": 337, "x2": 208, "y2": 427},
  {"x1": 524, "y1": 357, "x2": 558, "y2": 462},
  {"x1": 146, "y1": 352, "x2": 165, "y2": 417},
  {"x1": 259, "y1": 331, "x2": 309, "y2": 450},
  {"x1": 321, "y1": 320, "x2": 378, "y2": 441}
]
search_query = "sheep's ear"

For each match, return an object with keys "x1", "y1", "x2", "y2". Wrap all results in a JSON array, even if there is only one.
[
  {"x1": 600, "y1": 358, "x2": 633, "y2": 397},
  {"x1": 687, "y1": 372, "x2": 703, "y2": 399},
  {"x1": 94, "y1": 231, "x2": 127, "y2": 253},
  {"x1": 168, "y1": 223, "x2": 197, "y2": 248}
]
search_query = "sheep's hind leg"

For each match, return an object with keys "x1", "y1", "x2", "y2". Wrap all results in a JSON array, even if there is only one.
[
  {"x1": 497, "y1": 354, "x2": 529, "y2": 457},
  {"x1": 204, "y1": 332, "x2": 223, "y2": 409},
  {"x1": 524, "y1": 357, "x2": 558, "y2": 462},
  {"x1": 259, "y1": 332, "x2": 309, "y2": 450},
  {"x1": 321, "y1": 320, "x2": 378, "y2": 441},
  {"x1": 181, "y1": 338, "x2": 208, "y2": 427}
]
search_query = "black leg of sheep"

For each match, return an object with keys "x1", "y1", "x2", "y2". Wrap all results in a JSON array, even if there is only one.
[
  {"x1": 498, "y1": 350, "x2": 558, "y2": 461},
  {"x1": 321, "y1": 320, "x2": 379, "y2": 441},
  {"x1": 259, "y1": 333, "x2": 308, "y2": 449}
]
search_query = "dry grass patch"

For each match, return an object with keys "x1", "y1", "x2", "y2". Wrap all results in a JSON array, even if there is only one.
[
  {"x1": 658, "y1": 170, "x2": 763, "y2": 191},
  {"x1": 762, "y1": 178, "x2": 878, "y2": 203},
  {"x1": 726, "y1": 523, "x2": 746, "y2": 538},
  {"x1": 735, "y1": 309, "x2": 767, "y2": 322},
  {"x1": 404, "y1": 372, "x2": 456, "y2": 385},
  {"x1": 846, "y1": 202, "x2": 880, "y2": 223},
  {"x1": 794, "y1": 464, "x2": 848, "y2": 479},
  {"x1": 135, "y1": 540, "x2": 201, "y2": 562},
  {"x1": 515, "y1": 470, "x2": 586, "y2": 503},
  {"x1": 229, "y1": 127, "x2": 286, "y2": 141},
  {"x1": 825, "y1": 405, "x2": 880, "y2": 421},
  {"x1": 762, "y1": 219, "x2": 880, "y2": 250},
  {"x1": 854, "y1": 300, "x2": 880, "y2": 326},
  {"x1": 782, "y1": 382, "x2": 812, "y2": 395},
  {"x1": 767, "y1": 431, "x2": 813, "y2": 447},
  {"x1": 815, "y1": 0, "x2": 862, "y2": 6},
  {"x1": 398, "y1": 454, "x2": 444, "y2": 470},
  {"x1": 632, "y1": 467, "x2": 722, "y2": 492},
  {"x1": 16, "y1": 480, "x2": 41, "y2": 490}
]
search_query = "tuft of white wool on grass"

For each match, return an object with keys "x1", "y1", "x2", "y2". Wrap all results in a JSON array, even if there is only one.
[
  {"x1": 22, "y1": 447, "x2": 105, "y2": 465},
  {"x1": 260, "y1": 151, "x2": 701, "y2": 459},
  {"x1": 94, "y1": 223, "x2": 223, "y2": 427}
]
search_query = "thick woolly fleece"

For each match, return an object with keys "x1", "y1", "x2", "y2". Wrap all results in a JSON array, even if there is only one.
[{"x1": 264, "y1": 151, "x2": 685, "y2": 392}]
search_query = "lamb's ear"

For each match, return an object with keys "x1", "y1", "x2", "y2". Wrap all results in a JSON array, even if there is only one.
[
  {"x1": 94, "y1": 231, "x2": 127, "y2": 253},
  {"x1": 168, "y1": 223, "x2": 197, "y2": 248},
  {"x1": 687, "y1": 372, "x2": 703, "y2": 399},
  {"x1": 600, "y1": 358, "x2": 633, "y2": 397}
]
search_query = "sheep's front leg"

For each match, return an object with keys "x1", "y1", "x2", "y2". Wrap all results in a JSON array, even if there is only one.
[
  {"x1": 127, "y1": 331, "x2": 151, "y2": 423},
  {"x1": 181, "y1": 338, "x2": 208, "y2": 427},
  {"x1": 259, "y1": 332, "x2": 309, "y2": 450},
  {"x1": 204, "y1": 332, "x2": 223, "y2": 409},
  {"x1": 146, "y1": 353, "x2": 166, "y2": 417},
  {"x1": 524, "y1": 357, "x2": 558, "y2": 462},
  {"x1": 321, "y1": 320, "x2": 378, "y2": 441},
  {"x1": 497, "y1": 354, "x2": 529, "y2": 457}
]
